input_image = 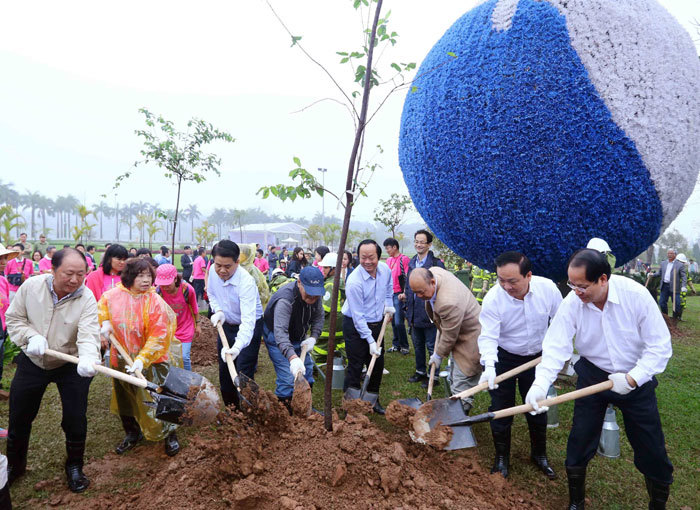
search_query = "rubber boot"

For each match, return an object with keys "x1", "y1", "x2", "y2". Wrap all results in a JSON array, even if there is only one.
[
  {"x1": 6, "y1": 435, "x2": 29, "y2": 486},
  {"x1": 115, "y1": 415, "x2": 143, "y2": 455},
  {"x1": 566, "y1": 465, "x2": 587, "y2": 510},
  {"x1": 528, "y1": 422, "x2": 556, "y2": 479},
  {"x1": 164, "y1": 432, "x2": 180, "y2": 457},
  {"x1": 645, "y1": 477, "x2": 670, "y2": 510},
  {"x1": 278, "y1": 396, "x2": 293, "y2": 416},
  {"x1": 64, "y1": 441, "x2": 89, "y2": 493},
  {"x1": 0, "y1": 482, "x2": 11, "y2": 510},
  {"x1": 490, "y1": 428, "x2": 510, "y2": 478}
]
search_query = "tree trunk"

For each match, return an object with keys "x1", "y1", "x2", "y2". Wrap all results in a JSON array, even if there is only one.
[{"x1": 323, "y1": 0, "x2": 383, "y2": 431}]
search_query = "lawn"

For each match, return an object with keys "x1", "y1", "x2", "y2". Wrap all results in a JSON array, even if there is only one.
[{"x1": 1, "y1": 297, "x2": 698, "y2": 509}]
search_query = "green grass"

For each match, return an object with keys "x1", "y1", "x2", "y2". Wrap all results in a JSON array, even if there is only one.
[{"x1": 2, "y1": 298, "x2": 699, "y2": 509}]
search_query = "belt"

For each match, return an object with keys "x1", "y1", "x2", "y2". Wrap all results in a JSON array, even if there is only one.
[{"x1": 367, "y1": 320, "x2": 383, "y2": 327}]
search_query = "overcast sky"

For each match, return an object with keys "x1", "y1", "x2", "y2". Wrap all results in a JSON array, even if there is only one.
[{"x1": 1, "y1": 0, "x2": 698, "y2": 237}]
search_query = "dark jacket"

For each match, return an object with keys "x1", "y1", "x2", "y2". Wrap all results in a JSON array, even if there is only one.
[
  {"x1": 405, "y1": 250, "x2": 445, "y2": 328},
  {"x1": 286, "y1": 259, "x2": 306, "y2": 277},
  {"x1": 264, "y1": 281, "x2": 324, "y2": 361},
  {"x1": 181, "y1": 253, "x2": 193, "y2": 281}
]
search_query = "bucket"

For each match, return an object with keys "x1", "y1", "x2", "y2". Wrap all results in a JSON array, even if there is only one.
[
  {"x1": 331, "y1": 353, "x2": 345, "y2": 390},
  {"x1": 546, "y1": 385, "x2": 559, "y2": 428},
  {"x1": 597, "y1": 404, "x2": 620, "y2": 458}
]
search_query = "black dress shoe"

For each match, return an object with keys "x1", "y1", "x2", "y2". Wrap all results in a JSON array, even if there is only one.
[
  {"x1": 164, "y1": 432, "x2": 180, "y2": 457},
  {"x1": 531, "y1": 454, "x2": 557, "y2": 479},
  {"x1": 372, "y1": 402, "x2": 385, "y2": 415},
  {"x1": 115, "y1": 431, "x2": 143, "y2": 455},
  {"x1": 408, "y1": 372, "x2": 427, "y2": 383}
]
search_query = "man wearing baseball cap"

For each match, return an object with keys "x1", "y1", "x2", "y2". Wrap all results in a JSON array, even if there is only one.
[{"x1": 262, "y1": 266, "x2": 325, "y2": 412}]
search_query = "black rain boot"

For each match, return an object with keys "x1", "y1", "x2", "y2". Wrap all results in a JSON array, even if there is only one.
[
  {"x1": 529, "y1": 422, "x2": 556, "y2": 479},
  {"x1": 0, "y1": 481, "x2": 10, "y2": 510},
  {"x1": 6, "y1": 435, "x2": 29, "y2": 486},
  {"x1": 65, "y1": 441, "x2": 89, "y2": 493},
  {"x1": 645, "y1": 477, "x2": 670, "y2": 510},
  {"x1": 372, "y1": 401, "x2": 385, "y2": 415},
  {"x1": 278, "y1": 396, "x2": 293, "y2": 416},
  {"x1": 566, "y1": 465, "x2": 587, "y2": 510},
  {"x1": 115, "y1": 415, "x2": 143, "y2": 455},
  {"x1": 490, "y1": 428, "x2": 511, "y2": 478},
  {"x1": 164, "y1": 432, "x2": 180, "y2": 457}
]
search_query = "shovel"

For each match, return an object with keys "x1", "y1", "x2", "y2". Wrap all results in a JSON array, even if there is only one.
[
  {"x1": 216, "y1": 323, "x2": 259, "y2": 408},
  {"x1": 109, "y1": 333, "x2": 146, "y2": 380},
  {"x1": 344, "y1": 313, "x2": 391, "y2": 407},
  {"x1": 399, "y1": 331, "x2": 444, "y2": 409},
  {"x1": 45, "y1": 349, "x2": 220, "y2": 426},
  {"x1": 291, "y1": 343, "x2": 312, "y2": 417}
]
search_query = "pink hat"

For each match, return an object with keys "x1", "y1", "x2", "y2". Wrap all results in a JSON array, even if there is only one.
[{"x1": 155, "y1": 264, "x2": 178, "y2": 286}]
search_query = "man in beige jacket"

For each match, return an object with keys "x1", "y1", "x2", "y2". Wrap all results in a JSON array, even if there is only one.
[
  {"x1": 409, "y1": 266, "x2": 482, "y2": 412},
  {"x1": 5, "y1": 248, "x2": 100, "y2": 494}
]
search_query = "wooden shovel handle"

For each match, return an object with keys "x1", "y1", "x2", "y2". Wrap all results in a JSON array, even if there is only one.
[
  {"x1": 364, "y1": 313, "x2": 391, "y2": 383},
  {"x1": 426, "y1": 362, "x2": 437, "y2": 397},
  {"x1": 216, "y1": 323, "x2": 239, "y2": 385},
  {"x1": 491, "y1": 380, "x2": 613, "y2": 420},
  {"x1": 450, "y1": 356, "x2": 542, "y2": 400},
  {"x1": 295, "y1": 343, "x2": 311, "y2": 381},
  {"x1": 45, "y1": 348, "x2": 149, "y2": 389},
  {"x1": 109, "y1": 334, "x2": 146, "y2": 380}
]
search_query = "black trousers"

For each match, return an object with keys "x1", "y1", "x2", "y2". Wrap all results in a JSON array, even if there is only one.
[
  {"x1": 489, "y1": 347, "x2": 546, "y2": 434},
  {"x1": 192, "y1": 278, "x2": 205, "y2": 301},
  {"x1": 8, "y1": 352, "x2": 92, "y2": 443},
  {"x1": 216, "y1": 318, "x2": 263, "y2": 393},
  {"x1": 343, "y1": 316, "x2": 385, "y2": 394},
  {"x1": 566, "y1": 357, "x2": 674, "y2": 484}
]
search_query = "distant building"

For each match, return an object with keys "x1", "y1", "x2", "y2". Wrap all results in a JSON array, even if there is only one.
[{"x1": 228, "y1": 222, "x2": 308, "y2": 248}]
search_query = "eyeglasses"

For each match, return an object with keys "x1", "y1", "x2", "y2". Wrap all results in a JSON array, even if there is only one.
[{"x1": 566, "y1": 281, "x2": 592, "y2": 293}]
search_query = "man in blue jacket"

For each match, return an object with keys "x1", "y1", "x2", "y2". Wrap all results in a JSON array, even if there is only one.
[{"x1": 399, "y1": 229, "x2": 445, "y2": 388}]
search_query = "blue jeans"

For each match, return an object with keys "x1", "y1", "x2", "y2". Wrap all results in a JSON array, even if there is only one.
[
  {"x1": 658, "y1": 282, "x2": 681, "y2": 316},
  {"x1": 263, "y1": 324, "x2": 314, "y2": 399},
  {"x1": 411, "y1": 325, "x2": 437, "y2": 375},
  {"x1": 180, "y1": 341, "x2": 192, "y2": 371},
  {"x1": 391, "y1": 293, "x2": 409, "y2": 350}
]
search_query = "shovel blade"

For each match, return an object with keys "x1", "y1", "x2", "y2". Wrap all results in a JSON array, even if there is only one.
[
  {"x1": 411, "y1": 398, "x2": 477, "y2": 450},
  {"x1": 292, "y1": 376, "x2": 312, "y2": 417},
  {"x1": 236, "y1": 372, "x2": 260, "y2": 410},
  {"x1": 344, "y1": 387, "x2": 361, "y2": 400},
  {"x1": 397, "y1": 397, "x2": 423, "y2": 410},
  {"x1": 361, "y1": 391, "x2": 379, "y2": 407},
  {"x1": 162, "y1": 366, "x2": 205, "y2": 400},
  {"x1": 152, "y1": 376, "x2": 221, "y2": 426}
]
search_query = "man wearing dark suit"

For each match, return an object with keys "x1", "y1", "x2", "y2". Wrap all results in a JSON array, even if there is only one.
[
  {"x1": 180, "y1": 246, "x2": 193, "y2": 282},
  {"x1": 654, "y1": 249, "x2": 687, "y2": 319}
]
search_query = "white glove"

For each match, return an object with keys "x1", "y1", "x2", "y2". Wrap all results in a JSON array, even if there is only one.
[
  {"x1": 384, "y1": 306, "x2": 396, "y2": 316},
  {"x1": 100, "y1": 320, "x2": 114, "y2": 340},
  {"x1": 26, "y1": 335, "x2": 48, "y2": 356},
  {"x1": 429, "y1": 353, "x2": 442, "y2": 368},
  {"x1": 368, "y1": 341, "x2": 382, "y2": 357},
  {"x1": 681, "y1": 286, "x2": 687, "y2": 293},
  {"x1": 210, "y1": 311, "x2": 225, "y2": 327},
  {"x1": 608, "y1": 373, "x2": 636, "y2": 395},
  {"x1": 301, "y1": 337, "x2": 316, "y2": 351},
  {"x1": 77, "y1": 357, "x2": 98, "y2": 377},
  {"x1": 221, "y1": 344, "x2": 241, "y2": 362},
  {"x1": 524, "y1": 383, "x2": 549, "y2": 415},
  {"x1": 479, "y1": 364, "x2": 498, "y2": 390},
  {"x1": 126, "y1": 359, "x2": 144, "y2": 375},
  {"x1": 289, "y1": 356, "x2": 305, "y2": 377}
]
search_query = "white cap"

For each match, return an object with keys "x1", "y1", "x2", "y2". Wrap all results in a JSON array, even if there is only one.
[
  {"x1": 271, "y1": 267, "x2": 286, "y2": 276},
  {"x1": 587, "y1": 237, "x2": 611, "y2": 253},
  {"x1": 319, "y1": 252, "x2": 338, "y2": 267},
  {"x1": 677, "y1": 253, "x2": 688, "y2": 264}
]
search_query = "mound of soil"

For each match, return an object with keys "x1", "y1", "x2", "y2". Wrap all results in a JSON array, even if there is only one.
[
  {"x1": 31, "y1": 389, "x2": 545, "y2": 510},
  {"x1": 191, "y1": 320, "x2": 219, "y2": 368},
  {"x1": 663, "y1": 314, "x2": 686, "y2": 338}
]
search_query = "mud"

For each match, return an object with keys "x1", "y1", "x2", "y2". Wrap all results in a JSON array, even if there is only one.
[
  {"x1": 190, "y1": 320, "x2": 219, "y2": 368},
  {"x1": 385, "y1": 400, "x2": 417, "y2": 430},
  {"x1": 422, "y1": 423, "x2": 454, "y2": 450},
  {"x1": 342, "y1": 398, "x2": 373, "y2": 415},
  {"x1": 291, "y1": 378, "x2": 312, "y2": 417},
  {"x1": 31, "y1": 402, "x2": 546, "y2": 510}
]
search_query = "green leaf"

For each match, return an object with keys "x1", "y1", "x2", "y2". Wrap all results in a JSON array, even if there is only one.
[
  {"x1": 447, "y1": 51, "x2": 457, "y2": 58},
  {"x1": 293, "y1": 156, "x2": 301, "y2": 167},
  {"x1": 336, "y1": 51, "x2": 348, "y2": 56},
  {"x1": 411, "y1": 86, "x2": 419, "y2": 93},
  {"x1": 270, "y1": 186, "x2": 279, "y2": 197},
  {"x1": 391, "y1": 63, "x2": 401, "y2": 73},
  {"x1": 291, "y1": 35, "x2": 302, "y2": 47}
]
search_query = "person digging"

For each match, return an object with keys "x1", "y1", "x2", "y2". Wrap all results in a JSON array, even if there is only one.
[{"x1": 262, "y1": 266, "x2": 324, "y2": 413}]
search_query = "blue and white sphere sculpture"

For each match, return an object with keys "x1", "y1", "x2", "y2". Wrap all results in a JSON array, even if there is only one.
[{"x1": 399, "y1": 0, "x2": 700, "y2": 279}]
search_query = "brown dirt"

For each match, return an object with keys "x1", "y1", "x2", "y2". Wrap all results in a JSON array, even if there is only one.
[
  {"x1": 291, "y1": 378, "x2": 312, "y2": 417},
  {"x1": 191, "y1": 320, "x2": 219, "y2": 368},
  {"x1": 385, "y1": 400, "x2": 416, "y2": 430},
  {"x1": 422, "y1": 423, "x2": 454, "y2": 450},
  {"x1": 342, "y1": 398, "x2": 373, "y2": 415},
  {"x1": 663, "y1": 314, "x2": 686, "y2": 337},
  {"x1": 31, "y1": 399, "x2": 546, "y2": 510}
]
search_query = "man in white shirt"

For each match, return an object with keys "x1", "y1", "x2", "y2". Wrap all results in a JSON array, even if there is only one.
[
  {"x1": 208, "y1": 240, "x2": 263, "y2": 408},
  {"x1": 653, "y1": 248, "x2": 687, "y2": 320},
  {"x1": 477, "y1": 251, "x2": 562, "y2": 480},
  {"x1": 525, "y1": 249, "x2": 673, "y2": 510}
]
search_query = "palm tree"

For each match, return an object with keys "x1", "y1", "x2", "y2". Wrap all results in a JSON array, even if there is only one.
[
  {"x1": 184, "y1": 204, "x2": 201, "y2": 243},
  {"x1": 208, "y1": 208, "x2": 228, "y2": 239},
  {"x1": 0, "y1": 205, "x2": 26, "y2": 246},
  {"x1": 92, "y1": 201, "x2": 112, "y2": 241},
  {"x1": 227, "y1": 208, "x2": 248, "y2": 242},
  {"x1": 21, "y1": 191, "x2": 44, "y2": 238},
  {"x1": 38, "y1": 196, "x2": 54, "y2": 237}
]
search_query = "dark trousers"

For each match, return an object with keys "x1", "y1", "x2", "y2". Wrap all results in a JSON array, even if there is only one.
[
  {"x1": 192, "y1": 278, "x2": 205, "y2": 301},
  {"x1": 0, "y1": 332, "x2": 6, "y2": 384},
  {"x1": 658, "y1": 282, "x2": 681, "y2": 316},
  {"x1": 343, "y1": 316, "x2": 385, "y2": 393},
  {"x1": 411, "y1": 325, "x2": 436, "y2": 375},
  {"x1": 391, "y1": 293, "x2": 409, "y2": 350},
  {"x1": 489, "y1": 348, "x2": 545, "y2": 434},
  {"x1": 216, "y1": 318, "x2": 263, "y2": 392},
  {"x1": 566, "y1": 357, "x2": 673, "y2": 484},
  {"x1": 8, "y1": 352, "x2": 92, "y2": 443}
]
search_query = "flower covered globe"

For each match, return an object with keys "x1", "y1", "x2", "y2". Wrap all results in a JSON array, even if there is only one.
[{"x1": 399, "y1": 0, "x2": 700, "y2": 279}]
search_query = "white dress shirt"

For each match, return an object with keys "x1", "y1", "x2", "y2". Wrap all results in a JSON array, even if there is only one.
[
  {"x1": 207, "y1": 267, "x2": 263, "y2": 349},
  {"x1": 478, "y1": 275, "x2": 562, "y2": 365},
  {"x1": 534, "y1": 275, "x2": 672, "y2": 389},
  {"x1": 341, "y1": 262, "x2": 393, "y2": 343},
  {"x1": 663, "y1": 261, "x2": 673, "y2": 283}
]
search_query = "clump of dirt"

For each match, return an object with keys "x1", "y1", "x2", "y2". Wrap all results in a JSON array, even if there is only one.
[
  {"x1": 32, "y1": 400, "x2": 547, "y2": 509},
  {"x1": 423, "y1": 423, "x2": 454, "y2": 449},
  {"x1": 385, "y1": 400, "x2": 416, "y2": 429},
  {"x1": 663, "y1": 314, "x2": 686, "y2": 337},
  {"x1": 241, "y1": 387, "x2": 289, "y2": 430},
  {"x1": 191, "y1": 320, "x2": 219, "y2": 368},
  {"x1": 291, "y1": 379, "x2": 312, "y2": 417},
  {"x1": 342, "y1": 398, "x2": 373, "y2": 415}
]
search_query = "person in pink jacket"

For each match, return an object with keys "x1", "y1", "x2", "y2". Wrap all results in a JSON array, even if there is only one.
[
  {"x1": 38, "y1": 246, "x2": 56, "y2": 274},
  {"x1": 84, "y1": 244, "x2": 128, "y2": 303},
  {"x1": 0, "y1": 243, "x2": 20, "y2": 388},
  {"x1": 4, "y1": 244, "x2": 33, "y2": 300}
]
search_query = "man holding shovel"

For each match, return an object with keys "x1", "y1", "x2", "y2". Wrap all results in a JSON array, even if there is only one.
[
  {"x1": 408, "y1": 267, "x2": 482, "y2": 413},
  {"x1": 263, "y1": 266, "x2": 324, "y2": 412},
  {"x1": 477, "y1": 251, "x2": 562, "y2": 479},
  {"x1": 342, "y1": 239, "x2": 394, "y2": 415},
  {"x1": 525, "y1": 249, "x2": 673, "y2": 509},
  {"x1": 5, "y1": 248, "x2": 100, "y2": 493}
]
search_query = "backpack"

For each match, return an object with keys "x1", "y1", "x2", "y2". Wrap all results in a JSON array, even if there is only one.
[{"x1": 157, "y1": 284, "x2": 197, "y2": 321}]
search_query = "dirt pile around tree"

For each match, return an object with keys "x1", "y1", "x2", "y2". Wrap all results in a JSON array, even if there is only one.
[
  {"x1": 32, "y1": 392, "x2": 545, "y2": 510},
  {"x1": 190, "y1": 320, "x2": 219, "y2": 368}
]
